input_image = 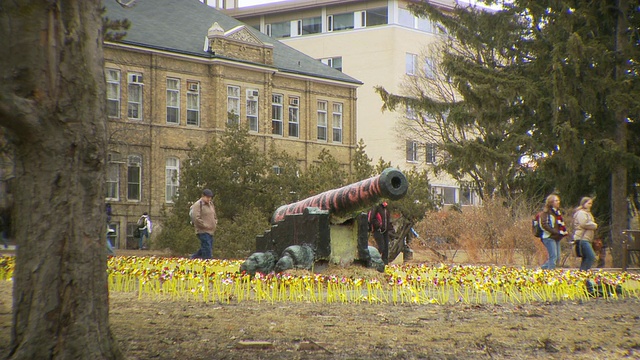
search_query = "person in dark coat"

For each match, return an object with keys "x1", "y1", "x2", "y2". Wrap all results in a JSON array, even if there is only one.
[{"x1": 370, "y1": 201, "x2": 392, "y2": 265}]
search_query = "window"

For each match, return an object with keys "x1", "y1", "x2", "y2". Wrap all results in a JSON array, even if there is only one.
[
  {"x1": 417, "y1": 17, "x2": 434, "y2": 32},
  {"x1": 288, "y1": 96, "x2": 299, "y2": 138},
  {"x1": 246, "y1": 89, "x2": 259, "y2": 132},
  {"x1": 367, "y1": 7, "x2": 388, "y2": 27},
  {"x1": 426, "y1": 143, "x2": 437, "y2": 164},
  {"x1": 166, "y1": 78, "x2": 180, "y2": 124},
  {"x1": 302, "y1": 16, "x2": 322, "y2": 35},
  {"x1": 187, "y1": 82, "x2": 200, "y2": 126},
  {"x1": 165, "y1": 157, "x2": 179, "y2": 203},
  {"x1": 106, "y1": 154, "x2": 120, "y2": 200},
  {"x1": 127, "y1": 73, "x2": 143, "y2": 120},
  {"x1": 317, "y1": 101, "x2": 328, "y2": 141},
  {"x1": 406, "y1": 140, "x2": 419, "y2": 162},
  {"x1": 332, "y1": 103, "x2": 343, "y2": 143},
  {"x1": 272, "y1": 165, "x2": 282, "y2": 175},
  {"x1": 271, "y1": 94, "x2": 283, "y2": 136},
  {"x1": 227, "y1": 85, "x2": 240, "y2": 125},
  {"x1": 291, "y1": 20, "x2": 302, "y2": 37},
  {"x1": 406, "y1": 53, "x2": 418, "y2": 75},
  {"x1": 398, "y1": 8, "x2": 415, "y2": 27},
  {"x1": 106, "y1": 69, "x2": 120, "y2": 118},
  {"x1": 127, "y1": 155, "x2": 141, "y2": 201},
  {"x1": 424, "y1": 57, "x2": 435, "y2": 78},
  {"x1": 354, "y1": 11, "x2": 366, "y2": 28},
  {"x1": 269, "y1": 21, "x2": 290, "y2": 38},
  {"x1": 406, "y1": 104, "x2": 417, "y2": 120},
  {"x1": 460, "y1": 186, "x2": 474, "y2": 206},
  {"x1": 432, "y1": 186, "x2": 456, "y2": 205},
  {"x1": 321, "y1": 56, "x2": 343, "y2": 72},
  {"x1": 332, "y1": 12, "x2": 354, "y2": 31}
]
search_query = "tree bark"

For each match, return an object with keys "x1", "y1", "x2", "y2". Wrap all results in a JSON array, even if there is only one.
[
  {"x1": 0, "y1": 1, "x2": 122, "y2": 358},
  {"x1": 611, "y1": 0, "x2": 629, "y2": 268}
]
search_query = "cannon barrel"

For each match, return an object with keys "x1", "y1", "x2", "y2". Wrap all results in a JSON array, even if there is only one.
[{"x1": 271, "y1": 167, "x2": 408, "y2": 223}]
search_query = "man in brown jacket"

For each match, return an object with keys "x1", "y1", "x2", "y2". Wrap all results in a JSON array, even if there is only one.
[{"x1": 190, "y1": 188, "x2": 218, "y2": 259}]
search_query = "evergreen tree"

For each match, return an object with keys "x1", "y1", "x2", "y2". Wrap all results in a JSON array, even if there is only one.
[{"x1": 380, "y1": 0, "x2": 640, "y2": 266}]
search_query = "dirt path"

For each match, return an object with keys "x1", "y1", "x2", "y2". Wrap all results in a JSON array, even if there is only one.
[{"x1": 1, "y1": 279, "x2": 639, "y2": 359}]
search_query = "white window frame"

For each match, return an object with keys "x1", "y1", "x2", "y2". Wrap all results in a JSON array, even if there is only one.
[
  {"x1": 187, "y1": 81, "x2": 200, "y2": 126},
  {"x1": 354, "y1": 11, "x2": 366, "y2": 28},
  {"x1": 406, "y1": 53, "x2": 418, "y2": 76},
  {"x1": 127, "y1": 73, "x2": 143, "y2": 120},
  {"x1": 246, "y1": 89, "x2": 259, "y2": 132},
  {"x1": 291, "y1": 19, "x2": 302, "y2": 37},
  {"x1": 106, "y1": 69, "x2": 120, "y2": 118},
  {"x1": 317, "y1": 100, "x2": 328, "y2": 141},
  {"x1": 271, "y1": 94, "x2": 284, "y2": 136},
  {"x1": 406, "y1": 140, "x2": 419, "y2": 162},
  {"x1": 165, "y1": 157, "x2": 179, "y2": 203},
  {"x1": 426, "y1": 143, "x2": 437, "y2": 164},
  {"x1": 166, "y1": 78, "x2": 180, "y2": 124},
  {"x1": 332, "y1": 103, "x2": 343, "y2": 143},
  {"x1": 127, "y1": 154, "x2": 141, "y2": 201},
  {"x1": 288, "y1": 96, "x2": 299, "y2": 138},
  {"x1": 227, "y1": 85, "x2": 241, "y2": 125},
  {"x1": 106, "y1": 154, "x2": 120, "y2": 200}
]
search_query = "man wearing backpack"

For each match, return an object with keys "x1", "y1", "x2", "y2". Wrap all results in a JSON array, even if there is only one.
[
  {"x1": 137, "y1": 212, "x2": 152, "y2": 250},
  {"x1": 190, "y1": 189, "x2": 218, "y2": 259}
]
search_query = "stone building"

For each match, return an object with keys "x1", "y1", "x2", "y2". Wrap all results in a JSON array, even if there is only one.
[
  {"x1": 220, "y1": 0, "x2": 481, "y2": 208},
  {"x1": 103, "y1": 0, "x2": 361, "y2": 249}
]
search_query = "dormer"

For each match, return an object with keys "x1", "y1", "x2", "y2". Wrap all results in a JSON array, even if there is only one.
[{"x1": 204, "y1": 22, "x2": 274, "y2": 66}]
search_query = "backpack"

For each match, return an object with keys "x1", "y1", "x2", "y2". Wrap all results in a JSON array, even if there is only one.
[
  {"x1": 133, "y1": 226, "x2": 141, "y2": 238},
  {"x1": 532, "y1": 212, "x2": 543, "y2": 238},
  {"x1": 137, "y1": 216, "x2": 146, "y2": 228}
]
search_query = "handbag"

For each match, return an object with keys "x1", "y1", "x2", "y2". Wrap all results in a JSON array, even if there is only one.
[{"x1": 574, "y1": 240, "x2": 582, "y2": 258}]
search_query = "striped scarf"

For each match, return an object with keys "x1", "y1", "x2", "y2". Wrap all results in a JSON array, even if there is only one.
[{"x1": 552, "y1": 208, "x2": 568, "y2": 236}]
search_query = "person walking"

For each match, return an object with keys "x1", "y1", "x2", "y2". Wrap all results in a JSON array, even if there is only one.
[
  {"x1": 539, "y1": 194, "x2": 568, "y2": 270},
  {"x1": 572, "y1": 197, "x2": 598, "y2": 271},
  {"x1": 137, "y1": 212, "x2": 152, "y2": 250},
  {"x1": 190, "y1": 189, "x2": 218, "y2": 259},
  {"x1": 370, "y1": 201, "x2": 392, "y2": 265}
]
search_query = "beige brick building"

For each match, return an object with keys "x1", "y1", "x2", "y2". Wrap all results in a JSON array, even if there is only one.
[
  {"x1": 103, "y1": 0, "x2": 361, "y2": 248},
  {"x1": 220, "y1": 0, "x2": 481, "y2": 209}
]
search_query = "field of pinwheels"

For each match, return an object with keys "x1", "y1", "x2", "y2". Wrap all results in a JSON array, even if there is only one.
[{"x1": 1, "y1": 254, "x2": 640, "y2": 359}]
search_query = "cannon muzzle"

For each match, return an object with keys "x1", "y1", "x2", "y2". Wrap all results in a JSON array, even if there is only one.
[{"x1": 271, "y1": 167, "x2": 408, "y2": 223}]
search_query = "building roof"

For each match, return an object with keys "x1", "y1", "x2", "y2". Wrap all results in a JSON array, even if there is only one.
[{"x1": 103, "y1": 0, "x2": 362, "y2": 85}]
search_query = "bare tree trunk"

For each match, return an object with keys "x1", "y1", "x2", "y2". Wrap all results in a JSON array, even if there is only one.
[
  {"x1": 611, "y1": 0, "x2": 629, "y2": 268},
  {"x1": 0, "y1": 1, "x2": 122, "y2": 358}
]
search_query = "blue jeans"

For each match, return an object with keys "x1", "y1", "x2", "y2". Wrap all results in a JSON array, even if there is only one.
[
  {"x1": 191, "y1": 233, "x2": 214, "y2": 259},
  {"x1": 578, "y1": 240, "x2": 596, "y2": 271},
  {"x1": 541, "y1": 237, "x2": 561, "y2": 269},
  {"x1": 138, "y1": 229, "x2": 149, "y2": 249}
]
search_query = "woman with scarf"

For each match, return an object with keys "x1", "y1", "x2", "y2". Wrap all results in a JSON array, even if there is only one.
[
  {"x1": 540, "y1": 194, "x2": 569, "y2": 269},
  {"x1": 572, "y1": 197, "x2": 598, "y2": 271}
]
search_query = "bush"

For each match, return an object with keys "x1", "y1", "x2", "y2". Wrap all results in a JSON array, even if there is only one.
[{"x1": 415, "y1": 197, "x2": 547, "y2": 266}]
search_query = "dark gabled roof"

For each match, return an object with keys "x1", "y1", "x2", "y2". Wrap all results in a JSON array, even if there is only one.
[{"x1": 103, "y1": 0, "x2": 361, "y2": 85}]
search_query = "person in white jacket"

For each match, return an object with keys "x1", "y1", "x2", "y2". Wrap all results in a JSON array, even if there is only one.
[{"x1": 572, "y1": 197, "x2": 598, "y2": 271}]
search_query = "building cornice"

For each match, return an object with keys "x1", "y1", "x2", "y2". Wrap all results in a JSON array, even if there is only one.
[{"x1": 104, "y1": 41, "x2": 362, "y2": 87}]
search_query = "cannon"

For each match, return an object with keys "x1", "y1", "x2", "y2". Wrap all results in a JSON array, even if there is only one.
[
  {"x1": 272, "y1": 167, "x2": 408, "y2": 223},
  {"x1": 242, "y1": 168, "x2": 409, "y2": 275}
]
